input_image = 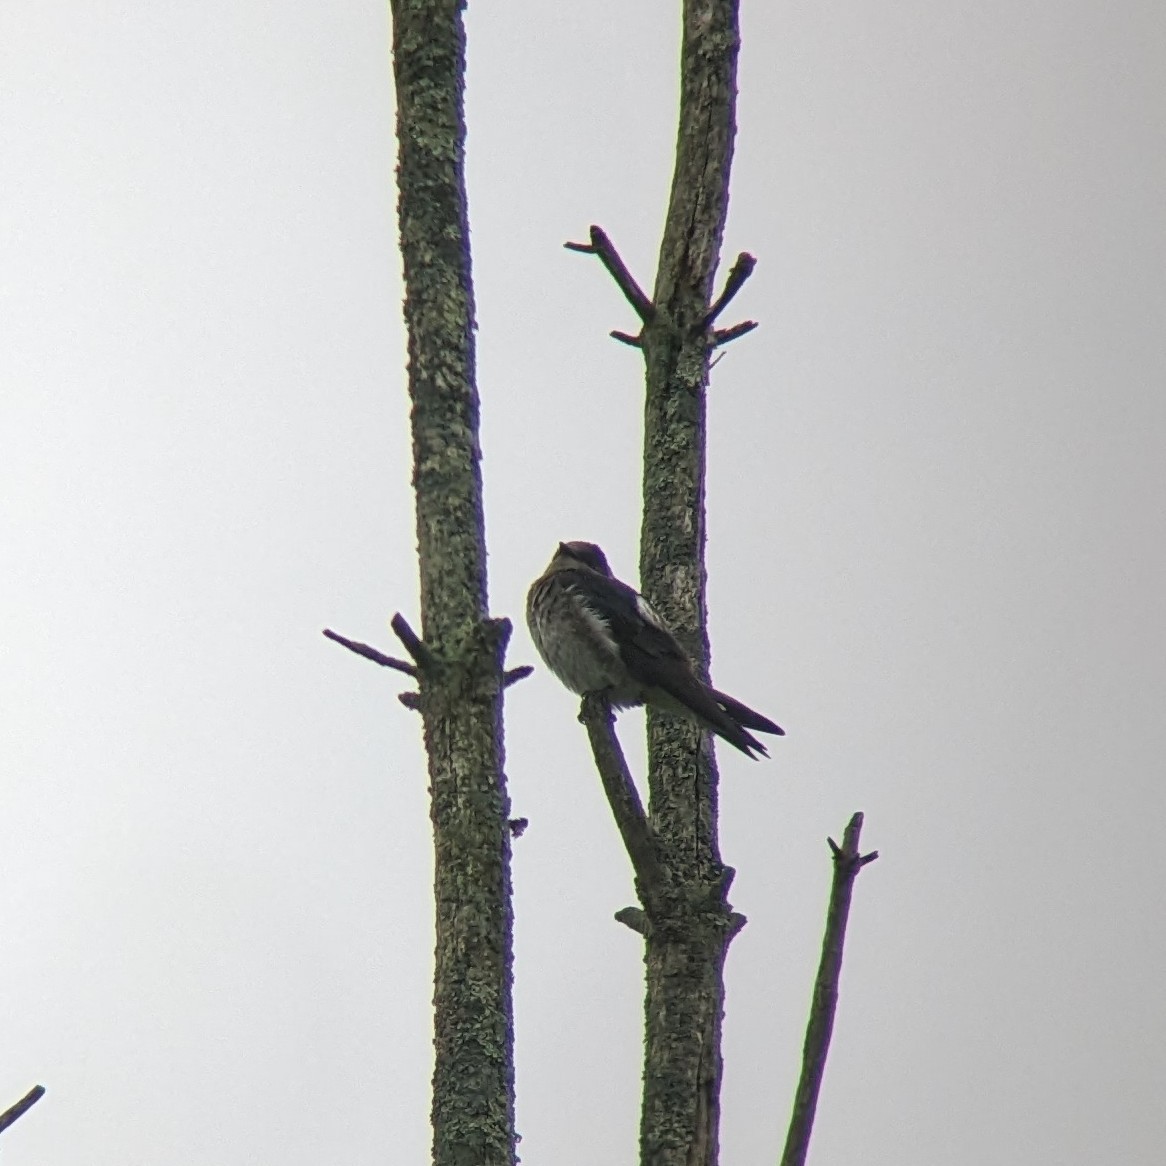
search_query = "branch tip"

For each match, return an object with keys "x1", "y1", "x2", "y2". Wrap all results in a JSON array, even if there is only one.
[
  {"x1": 503, "y1": 665, "x2": 534, "y2": 688},
  {"x1": 828, "y1": 812, "x2": 878, "y2": 872},
  {"x1": 610, "y1": 330, "x2": 643, "y2": 348},
  {"x1": 0, "y1": 1085, "x2": 46, "y2": 1136},
  {"x1": 703, "y1": 251, "x2": 757, "y2": 329},
  {"x1": 570, "y1": 224, "x2": 655, "y2": 323}
]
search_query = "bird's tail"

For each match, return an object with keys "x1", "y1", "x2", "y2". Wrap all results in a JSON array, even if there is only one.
[
  {"x1": 713, "y1": 690, "x2": 785, "y2": 737},
  {"x1": 710, "y1": 689, "x2": 785, "y2": 759}
]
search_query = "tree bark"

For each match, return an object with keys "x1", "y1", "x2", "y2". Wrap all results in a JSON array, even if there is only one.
[
  {"x1": 637, "y1": 2, "x2": 743, "y2": 1164},
  {"x1": 389, "y1": 3, "x2": 517, "y2": 1164}
]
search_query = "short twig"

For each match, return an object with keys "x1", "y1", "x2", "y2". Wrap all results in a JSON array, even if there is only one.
[
  {"x1": 614, "y1": 906, "x2": 648, "y2": 935},
  {"x1": 390, "y1": 613, "x2": 435, "y2": 670},
  {"x1": 323, "y1": 628, "x2": 417, "y2": 677},
  {"x1": 0, "y1": 1085, "x2": 45, "y2": 1136},
  {"x1": 610, "y1": 330, "x2": 643, "y2": 348},
  {"x1": 702, "y1": 252, "x2": 756, "y2": 329},
  {"x1": 503, "y1": 665, "x2": 534, "y2": 688},
  {"x1": 711, "y1": 319, "x2": 758, "y2": 347},
  {"x1": 781, "y1": 812, "x2": 878, "y2": 1166},
  {"x1": 565, "y1": 225, "x2": 655, "y2": 324},
  {"x1": 578, "y1": 694, "x2": 664, "y2": 897}
]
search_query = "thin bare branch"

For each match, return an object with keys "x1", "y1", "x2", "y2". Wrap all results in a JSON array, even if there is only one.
[
  {"x1": 0, "y1": 1085, "x2": 45, "y2": 1136},
  {"x1": 565, "y1": 225, "x2": 655, "y2": 323},
  {"x1": 578, "y1": 695, "x2": 665, "y2": 897},
  {"x1": 503, "y1": 665, "x2": 534, "y2": 687},
  {"x1": 702, "y1": 252, "x2": 756, "y2": 329},
  {"x1": 781, "y1": 812, "x2": 879, "y2": 1166},
  {"x1": 610, "y1": 330, "x2": 644, "y2": 348},
  {"x1": 323, "y1": 628, "x2": 417, "y2": 676}
]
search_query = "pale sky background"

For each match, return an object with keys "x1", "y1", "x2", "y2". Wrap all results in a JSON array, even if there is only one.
[{"x1": 3, "y1": 1, "x2": 1164, "y2": 1163}]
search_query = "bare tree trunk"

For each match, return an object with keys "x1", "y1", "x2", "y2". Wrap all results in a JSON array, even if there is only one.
[
  {"x1": 568, "y1": 3, "x2": 755, "y2": 1160},
  {"x1": 638, "y1": 3, "x2": 743, "y2": 1164},
  {"x1": 389, "y1": 3, "x2": 517, "y2": 1164}
]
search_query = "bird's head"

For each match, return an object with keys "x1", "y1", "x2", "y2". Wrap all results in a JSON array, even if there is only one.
[{"x1": 550, "y1": 540, "x2": 613, "y2": 577}]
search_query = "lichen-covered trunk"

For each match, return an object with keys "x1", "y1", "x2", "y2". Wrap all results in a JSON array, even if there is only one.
[
  {"x1": 421, "y1": 637, "x2": 515, "y2": 1166},
  {"x1": 637, "y1": 1, "x2": 743, "y2": 1164},
  {"x1": 389, "y1": 2, "x2": 516, "y2": 1164},
  {"x1": 641, "y1": 920, "x2": 737, "y2": 1166}
]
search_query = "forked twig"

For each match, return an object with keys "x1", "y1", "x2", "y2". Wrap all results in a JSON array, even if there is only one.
[
  {"x1": 326, "y1": 617, "x2": 530, "y2": 703},
  {"x1": 565, "y1": 225, "x2": 655, "y2": 324}
]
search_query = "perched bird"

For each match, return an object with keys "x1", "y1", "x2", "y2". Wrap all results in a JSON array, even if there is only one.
[{"x1": 526, "y1": 540, "x2": 784, "y2": 758}]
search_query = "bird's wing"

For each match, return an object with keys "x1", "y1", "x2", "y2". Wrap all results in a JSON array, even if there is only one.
[
  {"x1": 558, "y1": 567, "x2": 776, "y2": 757},
  {"x1": 556, "y1": 568, "x2": 688, "y2": 666},
  {"x1": 559, "y1": 568, "x2": 727, "y2": 711}
]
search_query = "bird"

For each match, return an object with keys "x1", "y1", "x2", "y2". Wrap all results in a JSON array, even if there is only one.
[{"x1": 526, "y1": 540, "x2": 784, "y2": 758}]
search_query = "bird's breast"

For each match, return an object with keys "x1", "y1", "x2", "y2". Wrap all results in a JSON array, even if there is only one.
[{"x1": 526, "y1": 577, "x2": 629, "y2": 697}]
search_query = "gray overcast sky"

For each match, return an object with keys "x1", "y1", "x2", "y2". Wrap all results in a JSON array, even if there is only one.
[{"x1": 3, "y1": 1, "x2": 1164, "y2": 1162}]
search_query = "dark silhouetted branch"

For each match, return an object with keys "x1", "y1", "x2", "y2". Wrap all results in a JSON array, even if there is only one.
[
  {"x1": 702, "y1": 251, "x2": 756, "y2": 329},
  {"x1": 323, "y1": 628, "x2": 417, "y2": 677},
  {"x1": 781, "y1": 812, "x2": 879, "y2": 1166},
  {"x1": 503, "y1": 665, "x2": 534, "y2": 687},
  {"x1": 389, "y1": 612, "x2": 435, "y2": 671},
  {"x1": 0, "y1": 1085, "x2": 45, "y2": 1136},
  {"x1": 610, "y1": 330, "x2": 643, "y2": 348},
  {"x1": 565, "y1": 225, "x2": 655, "y2": 323},
  {"x1": 578, "y1": 695, "x2": 664, "y2": 896}
]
